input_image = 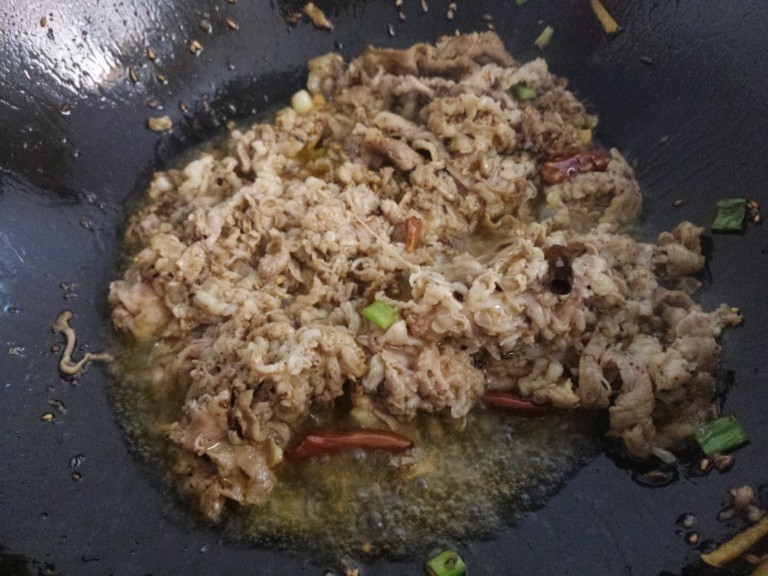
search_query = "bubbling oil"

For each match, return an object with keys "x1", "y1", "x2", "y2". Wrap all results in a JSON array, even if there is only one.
[{"x1": 111, "y1": 342, "x2": 604, "y2": 560}]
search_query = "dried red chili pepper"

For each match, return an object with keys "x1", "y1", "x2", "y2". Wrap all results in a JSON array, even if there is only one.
[
  {"x1": 286, "y1": 429, "x2": 414, "y2": 459},
  {"x1": 405, "y1": 217, "x2": 421, "y2": 253},
  {"x1": 546, "y1": 244, "x2": 573, "y2": 295},
  {"x1": 541, "y1": 150, "x2": 610, "y2": 184},
  {"x1": 483, "y1": 390, "x2": 547, "y2": 413}
]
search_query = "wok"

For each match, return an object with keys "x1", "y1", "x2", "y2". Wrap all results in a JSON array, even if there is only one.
[{"x1": 1, "y1": 1, "x2": 767, "y2": 574}]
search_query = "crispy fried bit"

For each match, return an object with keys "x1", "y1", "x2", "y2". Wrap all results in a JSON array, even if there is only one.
[
  {"x1": 52, "y1": 310, "x2": 112, "y2": 376},
  {"x1": 303, "y1": 2, "x2": 334, "y2": 30},
  {"x1": 188, "y1": 39, "x2": 203, "y2": 55},
  {"x1": 147, "y1": 115, "x2": 173, "y2": 133}
]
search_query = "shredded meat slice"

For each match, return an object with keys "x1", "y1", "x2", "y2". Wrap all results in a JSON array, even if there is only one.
[{"x1": 110, "y1": 32, "x2": 737, "y2": 517}]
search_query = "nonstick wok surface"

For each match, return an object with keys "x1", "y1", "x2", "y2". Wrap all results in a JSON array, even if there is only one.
[{"x1": 1, "y1": 1, "x2": 767, "y2": 575}]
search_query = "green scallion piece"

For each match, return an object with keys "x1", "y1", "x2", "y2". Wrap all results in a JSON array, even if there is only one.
[
  {"x1": 361, "y1": 301, "x2": 400, "y2": 330},
  {"x1": 695, "y1": 415, "x2": 748, "y2": 456},
  {"x1": 512, "y1": 82, "x2": 537, "y2": 101},
  {"x1": 425, "y1": 550, "x2": 467, "y2": 576},
  {"x1": 711, "y1": 198, "x2": 747, "y2": 232},
  {"x1": 534, "y1": 25, "x2": 554, "y2": 50},
  {"x1": 516, "y1": 0, "x2": 528, "y2": 5}
]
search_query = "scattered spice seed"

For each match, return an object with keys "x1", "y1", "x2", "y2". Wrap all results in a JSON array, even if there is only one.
[
  {"x1": 285, "y1": 12, "x2": 302, "y2": 25},
  {"x1": 713, "y1": 454, "x2": 735, "y2": 472},
  {"x1": 146, "y1": 98, "x2": 160, "y2": 109},
  {"x1": 534, "y1": 25, "x2": 554, "y2": 50},
  {"x1": 640, "y1": 55, "x2": 654, "y2": 66},
  {"x1": 156, "y1": 73, "x2": 168, "y2": 84},
  {"x1": 189, "y1": 39, "x2": 203, "y2": 56},
  {"x1": 69, "y1": 454, "x2": 84, "y2": 468},
  {"x1": 128, "y1": 67, "x2": 138, "y2": 83},
  {"x1": 395, "y1": 0, "x2": 403, "y2": 6},
  {"x1": 387, "y1": 23, "x2": 395, "y2": 37},
  {"x1": 748, "y1": 506, "x2": 766, "y2": 523},
  {"x1": 147, "y1": 115, "x2": 173, "y2": 133},
  {"x1": 41, "y1": 412, "x2": 55, "y2": 422},
  {"x1": 700, "y1": 457, "x2": 711, "y2": 472},
  {"x1": 71, "y1": 471, "x2": 82, "y2": 482},
  {"x1": 303, "y1": 2, "x2": 334, "y2": 30},
  {"x1": 421, "y1": 0, "x2": 429, "y2": 13},
  {"x1": 227, "y1": 0, "x2": 236, "y2": 3},
  {"x1": 686, "y1": 532, "x2": 701, "y2": 545},
  {"x1": 226, "y1": 18, "x2": 239, "y2": 30},
  {"x1": 40, "y1": 16, "x2": 48, "y2": 27},
  {"x1": 146, "y1": 46, "x2": 156, "y2": 61},
  {"x1": 635, "y1": 469, "x2": 676, "y2": 487},
  {"x1": 673, "y1": 199, "x2": 684, "y2": 207},
  {"x1": 658, "y1": 135, "x2": 670, "y2": 145},
  {"x1": 199, "y1": 18, "x2": 212, "y2": 33},
  {"x1": 179, "y1": 102, "x2": 188, "y2": 112},
  {"x1": 398, "y1": 10, "x2": 405, "y2": 21},
  {"x1": 677, "y1": 513, "x2": 696, "y2": 529},
  {"x1": 652, "y1": 446, "x2": 678, "y2": 465},
  {"x1": 718, "y1": 507, "x2": 737, "y2": 521}
]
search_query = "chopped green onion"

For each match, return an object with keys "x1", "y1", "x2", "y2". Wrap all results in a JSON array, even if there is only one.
[
  {"x1": 425, "y1": 550, "x2": 467, "y2": 576},
  {"x1": 511, "y1": 82, "x2": 537, "y2": 101},
  {"x1": 515, "y1": 0, "x2": 528, "y2": 5},
  {"x1": 695, "y1": 415, "x2": 748, "y2": 456},
  {"x1": 361, "y1": 301, "x2": 400, "y2": 330},
  {"x1": 590, "y1": 0, "x2": 622, "y2": 36},
  {"x1": 534, "y1": 25, "x2": 554, "y2": 50},
  {"x1": 711, "y1": 198, "x2": 747, "y2": 232}
]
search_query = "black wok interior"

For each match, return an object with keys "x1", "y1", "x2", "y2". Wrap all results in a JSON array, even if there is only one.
[{"x1": 1, "y1": 1, "x2": 767, "y2": 574}]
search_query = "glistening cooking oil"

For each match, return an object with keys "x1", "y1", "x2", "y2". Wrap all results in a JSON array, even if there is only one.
[{"x1": 110, "y1": 340, "x2": 603, "y2": 559}]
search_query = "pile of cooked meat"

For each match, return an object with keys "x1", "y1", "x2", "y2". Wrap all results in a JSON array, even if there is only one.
[{"x1": 109, "y1": 32, "x2": 739, "y2": 519}]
